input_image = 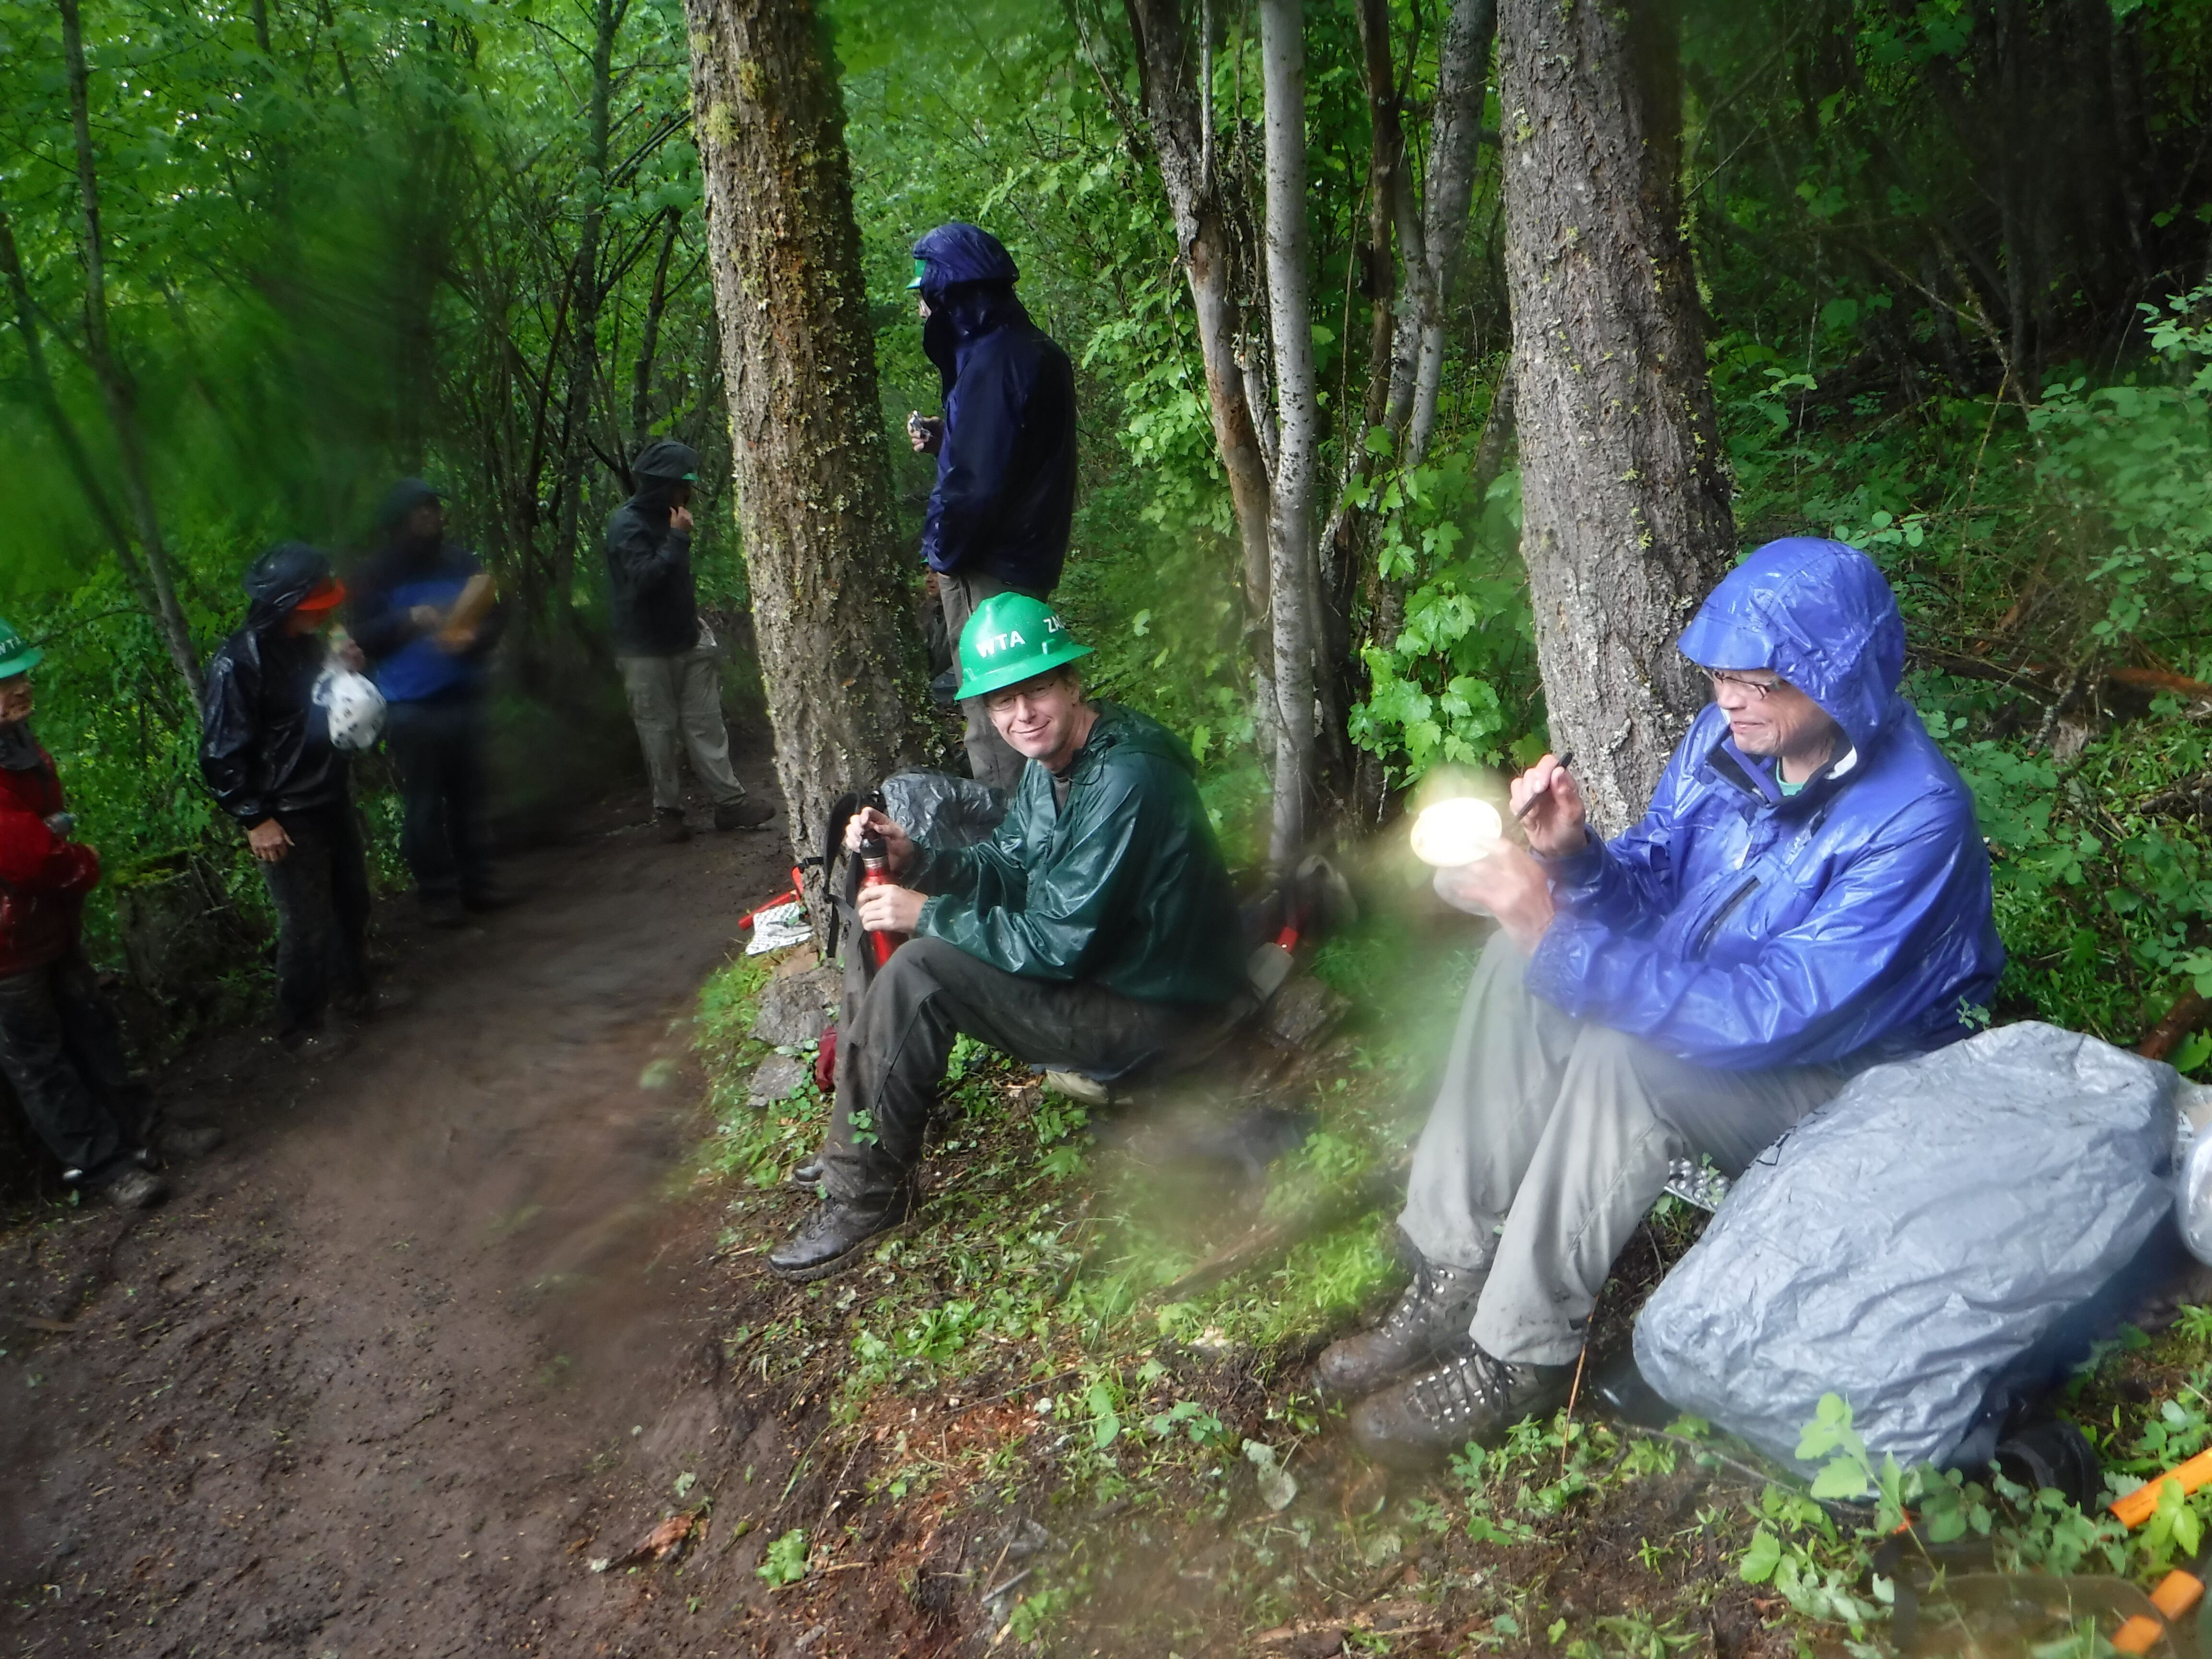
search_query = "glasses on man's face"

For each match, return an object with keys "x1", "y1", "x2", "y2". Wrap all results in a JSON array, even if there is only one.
[
  {"x1": 1706, "y1": 668, "x2": 1783, "y2": 700},
  {"x1": 984, "y1": 680, "x2": 1064, "y2": 715}
]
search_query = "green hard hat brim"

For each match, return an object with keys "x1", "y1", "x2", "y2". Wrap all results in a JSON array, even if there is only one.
[
  {"x1": 0, "y1": 642, "x2": 42, "y2": 679},
  {"x1": 957, "y1": 637, "x2": 1094, "y2": 701}
]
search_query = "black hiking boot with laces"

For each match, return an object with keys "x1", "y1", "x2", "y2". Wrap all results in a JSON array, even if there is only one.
[
  {"x1": 1313, "y1": 1258, "x2": 1489, "y2": 1399},
  {"x1": 768, "y1": 1186, "x2": 918, "y2": 1282},
  {"x1": 1348, "y1": 1344, "x2": 1575, "y2": 1470}
]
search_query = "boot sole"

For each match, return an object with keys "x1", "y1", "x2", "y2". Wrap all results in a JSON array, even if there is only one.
[{"x1": 768, "y1": 1214, "x2": 914, "y2": 1283}]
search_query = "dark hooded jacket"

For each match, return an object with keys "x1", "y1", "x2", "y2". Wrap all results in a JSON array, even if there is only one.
[
  {"x1": 1525, "y1": 538, "x2": 2005, "y2": 1072},
  {"x1": 904, "y1": 702, "x2": 1245, "y2": 1007},
  {"x1": 604, "y1": 440, "x2": 703, "y2": 656},
  {"x1": 199, "y1": 543, "x2": 349, "y2": 824},
  {"x1": 913, "y1": 224, "x2": 1077, "y2": 594},
  {"x1": 349, "y1": 480, "x2": 502, "y2": 703}
]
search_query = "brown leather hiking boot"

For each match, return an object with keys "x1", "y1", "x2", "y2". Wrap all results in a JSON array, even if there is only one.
[
  {"x1": 1348, "y1": 1345, "x2": 1574, "y2": 1470},
  {"x1": 1313, "y1": 1258, "x2": 1488, "y2": 1399}
]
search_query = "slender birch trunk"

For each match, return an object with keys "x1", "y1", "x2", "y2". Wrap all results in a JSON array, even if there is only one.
[{"x1": 1257, "y1": 0, "x2": 1319, "y2": 866}]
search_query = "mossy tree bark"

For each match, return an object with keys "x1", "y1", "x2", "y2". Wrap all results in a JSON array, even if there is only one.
[
  {"x1": 1497, "y1": 0, "x2": 1734, "y2": 835},
  {"x1": 683, "y1": 0, "x2": 920, "y2": 912}
]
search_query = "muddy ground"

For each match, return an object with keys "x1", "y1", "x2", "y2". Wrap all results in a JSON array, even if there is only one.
[{"x1": 0, "y1": 775, "x2": 875, "y2": 1658}]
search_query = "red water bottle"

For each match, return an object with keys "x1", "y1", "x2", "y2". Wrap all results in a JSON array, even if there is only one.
[{"x1": 858, "y1": 829, "x2": 906, "y2": 967}]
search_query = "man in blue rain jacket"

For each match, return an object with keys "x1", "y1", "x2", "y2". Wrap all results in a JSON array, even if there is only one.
[
  {"x1": 1322, "y1": 538, "x2": 2006, "y2": 1467},
  {"x1": 905, "y1": 221, "x2": 1077, "y2": 791},
  {"x1": 349, "y1": 481, "x2": 505, "y2": 924}
]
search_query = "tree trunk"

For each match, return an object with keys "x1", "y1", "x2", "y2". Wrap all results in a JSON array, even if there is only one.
[
  {"x1": 1257, "y1": 0, "x2": 1320, "y2": 866},
  {"x1": 1120, "y1": 0, "x2": 1275, "y2": 647},
  {"x1": 1496, "y1": 0, "x2": 1733, "y2": 835},
  {"x1": 549, "y1": 0, "x2": 624, "y2": 613},
  {"x1": 685, "y1": 0, "x2": 922, "y2": 921},
  {"x1": 629, "y1": 208, "x2": 681, "y2": 452},
  {"x1": 59, "y1": 0, "x2": 202, "y2": 706},
  {"x1": 1403, "y1": 0, "x2": 1495, "y2": 464}
]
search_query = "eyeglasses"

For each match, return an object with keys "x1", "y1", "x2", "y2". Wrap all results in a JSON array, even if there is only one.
[
  {"x1": 1706, "y1": 669, "x2": 1784, "y2": 700},
  {"x1": 983, "y1": 679, "x2": 1069, "y2": 714}
]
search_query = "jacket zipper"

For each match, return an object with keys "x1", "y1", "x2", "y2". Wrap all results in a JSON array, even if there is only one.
[{"x1": 1693, "y1": 877, "x2": 1760, "y2": 958}]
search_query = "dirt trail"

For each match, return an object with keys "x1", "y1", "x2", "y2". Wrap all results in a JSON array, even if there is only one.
[{"x1": 0, "y1": 786, "x2": 808, "y2": 1657}]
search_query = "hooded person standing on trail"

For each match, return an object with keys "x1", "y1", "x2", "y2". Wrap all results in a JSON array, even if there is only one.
[
  {"x1": 906, "y1": 222, "x2": 1077, "y2": 793},
  {"x1": 1318, "y1": 539, "x2": 2007, "y2": 1469},
  {"x1": 0, "y1": 619, "x2": 218, "y2": 1208},
  {"x1": 767, "y1": 594, "x2": 1247, "y2": 1281},
  {"x1": 604, "y1": 440, "x2": 773, "y2": 842},
  {"x1": 349, "y1": 480, "x2": 507, "y2": 926},
  {"x1": 202, "y1": 544, "x2": 394, "y2": 1062}
]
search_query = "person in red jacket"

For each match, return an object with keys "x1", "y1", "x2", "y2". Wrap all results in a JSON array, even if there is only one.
[{"x1": 0, "y1": 618, "x2": 197, "y2": 1206}]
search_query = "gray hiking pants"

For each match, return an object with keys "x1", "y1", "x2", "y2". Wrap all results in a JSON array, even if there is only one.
[
  {"x1": 617, "y1": 646, "x2": 747, "y2": 812},
  {"x1": 1399, "y1": 929, "x2": 1844, "y2": 1367},
  {"x1": 938, "y1": 571, "x2": 1042, "y2": 794}
]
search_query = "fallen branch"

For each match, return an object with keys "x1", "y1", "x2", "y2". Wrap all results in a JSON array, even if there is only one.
[
  {"x1": 1915, "y1": 648, "x2": 2212, "y2": 710},
  {"x1": 2139, "y1": 992, "x2": 2212, "y2": 1063}
]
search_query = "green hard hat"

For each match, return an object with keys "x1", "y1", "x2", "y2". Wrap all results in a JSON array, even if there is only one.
[
  {"x1": 906, "y1": 256, "x2": 928, "y2": 291},
  {"x1": 0, "y1": 615, "x2": 41, "y2": 679},
  {"x1": 956, "y1": 592, "x2": 1094, "y2": 700}
]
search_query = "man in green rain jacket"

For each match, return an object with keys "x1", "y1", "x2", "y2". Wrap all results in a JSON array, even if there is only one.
[{"x1": 770, "y1": 594, "x2": 1247, "y2": 1280}]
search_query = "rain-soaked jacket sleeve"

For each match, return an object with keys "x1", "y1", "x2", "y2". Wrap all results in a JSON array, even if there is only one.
[
  {"x1": 908, "y1": 812, "x2": 1031, "y2": 914},
  {"x1": 913, "y1": 767, "x2": 1148, "y2": 980},
  {"x1": 198, "y1": 649, "x2": 269, "y2": 824},
  {"x1": 1539, "y1": 744, "x2": 1705, "y2": 938},
  {"x1": 1524, "y1": 792, "x2": 1987, "y2": 1071},
  {"x1": 0, "y1": 791, "x2": 97, "y2": 896},
  {"x1": 923, "y1": 343, "x2": 1020, "y2": 576},
  {"x1": 608, "y1": 515, "x2": 689, "y2": 594}
]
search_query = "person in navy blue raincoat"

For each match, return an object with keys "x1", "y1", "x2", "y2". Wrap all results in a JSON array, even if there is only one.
[
  {"x1": 905, "y1": 222, "x2": 1077, "y2": 791},
  {"x1": 1320, "y1": 538, "x2": 2006, "y2": 1467}
]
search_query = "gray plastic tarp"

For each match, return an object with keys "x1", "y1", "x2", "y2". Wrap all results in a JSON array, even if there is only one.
[{"x1": 1634, "y1": 1022, "x2": 2180, "y2": 1472}]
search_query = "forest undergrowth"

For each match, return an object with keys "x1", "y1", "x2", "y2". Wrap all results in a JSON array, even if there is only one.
[{"x1": 678, "y1": 902, "x2": 2212, "y2": 1659}]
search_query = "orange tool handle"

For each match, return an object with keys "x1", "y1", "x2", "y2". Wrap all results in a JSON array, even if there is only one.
[{"x1": 2112, "y1": 1449, "x2": 2212, "y2": 1528}]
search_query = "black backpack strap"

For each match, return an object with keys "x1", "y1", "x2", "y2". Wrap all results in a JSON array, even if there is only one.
[{"x1": 817, "y1": 790, "x2": 864, "y2": 964}]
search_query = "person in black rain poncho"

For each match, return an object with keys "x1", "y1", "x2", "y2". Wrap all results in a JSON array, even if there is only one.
[{"x1": 200, "y1": 544, "x2": 386, "y2": 1060}]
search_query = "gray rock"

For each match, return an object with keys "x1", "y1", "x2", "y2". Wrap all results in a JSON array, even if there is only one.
[
  {"x1": 747, "y1": 1053, "x2": 810, "y2": 1107},
  {"x1": 750, "y1": 968, "x2": 839, "y2": 1046},
  {"x1": 1264, "y1": 974, "x2": 1348, "y2": 1049}
]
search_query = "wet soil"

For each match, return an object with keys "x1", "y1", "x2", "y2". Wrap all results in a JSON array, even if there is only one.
[{"x1": 0, "y1": 781, "x2": 852, "y2": 1658}]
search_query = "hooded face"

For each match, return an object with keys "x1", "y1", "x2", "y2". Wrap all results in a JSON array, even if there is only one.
[
  {"x1": 1705, "y1": 668, "x2": 1838, "y2": 774},
  {"x1": 0, "y1": 673, "x2": 32, "y2": 727},
  {"x1": 378, "y1": 479, "x2": 444, "y2": 543},
  {"x1": 1678, "y1": 537, "x2": 1908, "y2": 764},
  {"x1": 244, "y1": 542, "x2": 340, "y2": 631}
]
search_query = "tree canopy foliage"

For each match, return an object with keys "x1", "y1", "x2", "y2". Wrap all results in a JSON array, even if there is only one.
[{"x1": 1, "y1": 0, "x2": 2208, "y2": 1062}]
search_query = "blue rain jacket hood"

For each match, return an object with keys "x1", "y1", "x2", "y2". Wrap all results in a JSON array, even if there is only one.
[
  {"x1": 1524, "y1": 538, "x2": 2004, "y2": 1072},
  {"x1": 911, "y1": 225, "x2": 1076, "y2": 593},
  {"x1": 911, "y1": 222, "x2": 1020, "y2": 303}
]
